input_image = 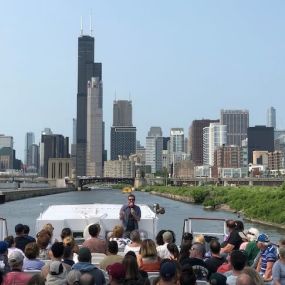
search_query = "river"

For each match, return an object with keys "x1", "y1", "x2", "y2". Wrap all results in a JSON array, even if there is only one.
[{"x1": 1, "y1": 189, "x2": 284, "y2": 243}]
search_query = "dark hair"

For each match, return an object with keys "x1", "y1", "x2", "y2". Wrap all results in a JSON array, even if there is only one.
[
  {"x1": 128, "y1": 194, "x2": 135, "y2": 200},
  {"x1": 210, "y1": 240, "x2": 221, "y2": 254},
  {"x1": 122, "y1": 255, "x2": 140, "y2": 280},
  {"x1": 61, "y1": 228, "x2": 72, "y2": 240},
  {"x1": 88, "y1": 224, "x2": 100, "y2": 237},
  {"x1": 125, "y1": 250, "x2": 136, "y2": 258},
  {"x1": 15, "y1": 224, "x2": 24, "y2": 235},
  {"x1": 155, "y1": 230, "x2": 166, "y2": 246},
  {"x1": 108, "y1": 240, "x2": 118, "y2": 254},
  {"x1": 51, "y1": 242, "x2": 64, "y2": 258},
  {"x1": 235, "y1": 220, "x2": 244, "y2": 232},
  {"x1": 4, "y1": 236, "x2": 15, "y2": 248},
  {"x1": 25, "y1": 242, "x2": 39, "y2": 259},
  {"x1": 182, "y1": 232, "x2": 193, "y2": 242},
  {"x1": 167, "y1": 243, "x2": 180, "y2": 260},
  {"x1": 63, "y1": 245, "x2": 73, "y2": 259},
  {"x1": 230, "y1": 250, "x2": 247, "y2": 271},
  {"x1": 180, "y1": 264, "x2": 196, "y2": 285},
  {"x1": 179, "y1": 243, "x2": 191, "y2": 262},
  {"x1": 23, "y1": 225, "x2": 30, "y2": 235}
]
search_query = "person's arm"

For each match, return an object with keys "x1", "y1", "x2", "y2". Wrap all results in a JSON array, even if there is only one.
[
  {"x1": 119, "y1": 205, "x2": 125, "y2": 220},
  {"x1": 272, "y1": 261, "x2": 282, "y2": 285},
  {"x1": 220, "y1": 243, "x2": 234, "y2": 254},
  {"x1": 256, "y1": 255, "x2": 261, "y2": 273},
  {"x1": 263, "y1": 261, "x2": 274, "y2": 281}
]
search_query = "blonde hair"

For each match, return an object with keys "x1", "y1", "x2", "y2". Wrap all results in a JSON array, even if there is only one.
[
  {"x1": 139, "y1": 239, "x2": 157, "y2": 258},
  {"x1": 111, "y1": 225, "x2": 124, "y2": 238},
  {"x1": 194, "y1": 234, "x2": 205, "y2": 244}
]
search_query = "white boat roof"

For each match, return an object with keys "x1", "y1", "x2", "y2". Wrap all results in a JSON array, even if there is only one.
[{"x1": 38, "y1": 203, "x2": 156, "y2": 220}]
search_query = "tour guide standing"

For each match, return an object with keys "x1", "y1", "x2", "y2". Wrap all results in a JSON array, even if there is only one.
[{"x1": 119, "y1": 194, "x2": 141, "y2": 237}]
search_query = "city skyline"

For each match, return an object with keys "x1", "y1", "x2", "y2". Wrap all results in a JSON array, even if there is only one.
[{"x1": 1, "y1": 1, "x2": 285, "y2": 160}]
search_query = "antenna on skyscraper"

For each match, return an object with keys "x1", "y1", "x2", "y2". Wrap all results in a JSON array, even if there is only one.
[
  {"x1": 129, "y1": 92, "x2": 131, "y2": 101},
  {"x1": 114, "y1": 89, "x2": 117, "y2": 101},
  {"x1": 89, "y1": 11, "x2": 93, "y2": 36},
  {"x1": 80, "y1": 16, "x2": 83, "y2": 35}
]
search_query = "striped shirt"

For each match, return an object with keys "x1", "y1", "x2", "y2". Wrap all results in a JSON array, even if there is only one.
[{"x1": 260, "y1": 244, "x2": 277, "y2": 274}]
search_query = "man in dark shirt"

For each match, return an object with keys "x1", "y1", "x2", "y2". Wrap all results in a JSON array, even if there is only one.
[
  {"x1": 119, "y1": 194, "x2": 141, "y2": 238},
  {"x1": 181, "y1": 242, "x2": 209, "y2": 281},
  {"x1": 205, "y1": 240, "x2": 225, "y2": 274},
  {"x1": 14, "y1": 224, "x2": 32, "y2": 252}
]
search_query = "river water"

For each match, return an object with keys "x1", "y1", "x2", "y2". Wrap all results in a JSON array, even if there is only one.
[{"x1": 1, "y1": 189, "x2": 284, "y2": 243}]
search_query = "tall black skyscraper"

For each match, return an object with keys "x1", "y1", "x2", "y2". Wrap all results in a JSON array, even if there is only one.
[
  {"x1": 76, "y1": 34, "x2": 102, "y2": 176},
  {"x1": 247, "y1": 126, "x2": 274, "y2": 163},
  {"x1": 110, "y1": 100, "x2": 136, "y2": 160}
]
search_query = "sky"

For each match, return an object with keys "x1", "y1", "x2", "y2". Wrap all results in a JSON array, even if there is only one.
[{"x1": 1, "y1": 1, "x2": 285, "y2": 161}]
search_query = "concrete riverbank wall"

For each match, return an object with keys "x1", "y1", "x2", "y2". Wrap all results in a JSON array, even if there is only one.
[{"x1": 0, "y1": 187, "x2": 75, "y2": 203}]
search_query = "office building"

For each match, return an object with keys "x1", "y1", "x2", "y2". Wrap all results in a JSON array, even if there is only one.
[
  {"x1": 110, "y1": 127, "x2": 136, "y2": 160},
  {"x1": 40, "y1": 133, "x2": 69, "y2": 177},
  {"x1": 220, "y1": 109, "x2": 249, "y2": 146},
  {"x1": 76, "y1": 33, "x2": 102, "y2": 176},
  {"x1": 268, "y1": 151, "x2": 284, "y2": 170},
  {"x1": 25, "y1": 132, "x2": 35, "y2": 166},
  {"x1": 86, "y1": 77, "x2": 103, "y2": 177},
  {"x1": 113, "y1": 100, "x2": 132, "y2": 126},
  {"x1": 247, "y1": 126, "x2": 274, "y2": 163},
  {"x1": 203, "y1": 123, "x2": 227, "y2": 166},
  {"x1": 189, "y1": 119, "x2": 219, "y2": 166},
  {"x1": 0, "y1": 135, "x2": 13, "y2": 149},
  {"x1": 267, "y1": 107, "x2": 276, "y2": 129},
  {"x1": 110, "y1": 100, "x2": 136, "y2": 160},
  {"x1": 145, "y1": 127, "x2": 163, "y2": 174},
  {"x1": 104, "y1": 156, "x2": 135, "y2": 178}
]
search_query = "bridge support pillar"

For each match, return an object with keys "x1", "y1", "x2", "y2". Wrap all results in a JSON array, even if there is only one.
[{"x1": 134, "y1": 177, "x2": 146, "y2": 189}]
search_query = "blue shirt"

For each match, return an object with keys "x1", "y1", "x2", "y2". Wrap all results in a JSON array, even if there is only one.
[
  {"x1": 260, "y1": 244, "x2": 277, "y2": 274},
  {"x1": 120, "y1": 204, "x2": 141, "y2": 231}
]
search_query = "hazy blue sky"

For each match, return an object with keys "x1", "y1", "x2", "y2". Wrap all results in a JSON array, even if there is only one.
[{"x1": 1, "y1": 1, "x2": 285, "y2": 160}]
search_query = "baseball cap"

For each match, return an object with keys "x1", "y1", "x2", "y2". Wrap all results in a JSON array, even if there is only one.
[
  {"x1": 0, "y1": 241, "x2": 8, "y2": 254},
  {"x1": 106, "y1": 263, "x2": 126, "y2": 280},
  {"x1": 49, "y1": 261, "x2": 64, "y2": 275},
  {"x1": 8, "y1": 251, "x2": 24, "y2": 266},
  {"x1": 257, "y1": 233, "x2": 270, "y2": 243},
  {"x1": 160, "y1": 261, "x2": 176, "y2": 281},
  {"x1": 78, "y1": 247, "x2": 91, "y2": 262}
]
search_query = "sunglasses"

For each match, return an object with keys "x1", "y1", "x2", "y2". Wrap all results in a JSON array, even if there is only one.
[{"x1": 128, "y1": 198, "x2": 135, "y2": 201}]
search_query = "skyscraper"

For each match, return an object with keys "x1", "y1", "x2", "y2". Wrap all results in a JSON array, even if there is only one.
[
  {"x1": 110, "y1": 100, "x2": 136, "y2": 160},
  {"x1": 76, "y1": 33, "x2": 102, "y2": 176},
  {"x1": 25, "y1": 132, "x2": 35, "y2": 166},
  {"x1": 220, "y1": 109, "x2": 249, "y2": 146},
  {"x1": 145, "y1": 127, "x2": 163, "y2": 174},
  {"x1": 203, "y1": 123, "x2": 227, "y2": 166},
  {"x1": 267, "y1": 107, "x2": 276, "y2": 129},
  {"x1": 247, "y1": 126, "x2": 274, "y2": 163},
  {"x1": 86, "y1": 77, "x2": 103, "y2": 177},
  {"x1": 113, "y1": 100, "x2": 132, "y2": 126},
  {"x1": 189, "y1": 119, "x2": 219, "y2": 166}
]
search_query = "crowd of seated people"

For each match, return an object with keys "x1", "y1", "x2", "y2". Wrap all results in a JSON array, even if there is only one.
[{"x1": 0, "y1": 219, "x2": 284, "y2": 285}]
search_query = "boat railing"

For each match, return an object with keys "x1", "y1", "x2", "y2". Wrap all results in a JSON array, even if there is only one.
[
  {"x1": 182, "y1": 217, "x2": 227, "y2": 244},
  {"x1": 0, "y1": 217, "x2": 8, "y2": 240}
]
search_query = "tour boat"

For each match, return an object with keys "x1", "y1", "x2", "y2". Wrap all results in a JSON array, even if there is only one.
[{"x1": 35, "y1": 203, "x2": 159, "y2": 242}]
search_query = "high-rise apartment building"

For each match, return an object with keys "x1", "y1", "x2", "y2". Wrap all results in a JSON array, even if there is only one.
[
  {"x1": 203, "y1": 123, "x2": 227, "y2": 166},
  {"x1": 76, "y1": 33, "x2": 102, "y2": 176},
  {"x1": 145, "y1": 127, "x2": 163, "y2": 174},
  {"x1": 113, "y1": 100, "x2": 132, "y2": 126},
  {"x1": 25, "y1": 132, "x2": 35, "y2": 166},
  {"x1": 86, "y1": 77, "x2": 103, "y2": 177},
  {"x1": 247, "y1": 126, "x2": 274, "y2": 163},
  {"x1": 220, "y1": 109, "x2": 249, "y2": 146},
  {"x1": 267, "y1": 107, "x2": 276, "y2": 129},
  {"x1": 189, "y1": 119, "x2": 219, "y2": 166},
  {"x1": 110, "y1": 100, "x2": 136, "y2": 160}
]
